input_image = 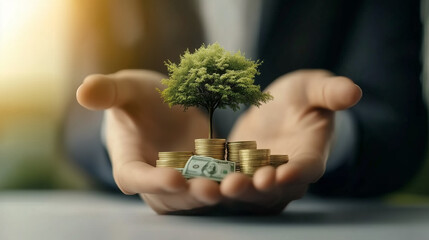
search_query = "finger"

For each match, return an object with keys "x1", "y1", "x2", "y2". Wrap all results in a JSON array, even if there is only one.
[
  {"x1": 141, "y1": 178, "x2": 221, "y2": 214},
  {"x1": 188, "y1": 178, "x2": 222, "y2": 205},
  {"x1": 307, "y1": 76, "x2": 362, "y2": 111},
  {"x1": 220, "y1": 173, "x2": 253, "y2": 198},
  {"x1": 76, "y1": 70, "x2": 164, "y2": 110},
  {"x1": 114, "y1": 161, "x2": 188, "y2": 195},
  {"x1": 252, "y1": 166, "x2": 276, "y2": 192},
  {"x1": 77, "y1": 74, "x2": 122, "y2": 110},
  {"x1": 276, "y1": 154, "x2": 325, "y2": 185},
  {"x1": 221, "y1": 173, "x2": 276, "y2": 204}
]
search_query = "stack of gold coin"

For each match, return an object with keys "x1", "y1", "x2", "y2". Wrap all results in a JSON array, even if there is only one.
[
  {"x1": 239, "y1": 149, "x2": 270, "y2": 176},
  {"x1": 156, "y1": 151, "x2": 193, "y2": 168},
  {"x1": 270, "y1": 155, "x2": 289, "y2": 168},
  {"x1": 227, "y1": 141, "x2": 257, "y2": 171},
  {"x1": 194, "y1": 139, "x2": 226, "y2": 160}
]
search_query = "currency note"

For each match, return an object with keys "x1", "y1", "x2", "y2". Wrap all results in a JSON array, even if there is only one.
[{"x1": 182, "y1": 156, "x2": 235, "y2": 182}]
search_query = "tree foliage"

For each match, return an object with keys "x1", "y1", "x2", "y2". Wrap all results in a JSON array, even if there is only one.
[{"x1": 159, "y1": 43, "x2": 273, "y2": 138}]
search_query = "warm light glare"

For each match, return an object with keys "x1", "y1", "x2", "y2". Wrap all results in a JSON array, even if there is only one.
[
  {"x1": 0, "y1": 0, "x2": 42, "y2": 37},
  {"x1": 0, "y1": 0, "x2": 69, "y2": 78},
  {"x1": 0, "y1": 0, "x2": 70, "y2": 113},
  {"x1": 0, "y1": 0, "x2": 87, "y2": 190}
]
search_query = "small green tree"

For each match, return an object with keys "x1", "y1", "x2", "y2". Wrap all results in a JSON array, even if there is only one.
[{"x1": 159, "y1": 43, "x2": 273, "y2": 138}]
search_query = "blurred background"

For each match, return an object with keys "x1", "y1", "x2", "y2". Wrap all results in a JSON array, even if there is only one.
[
  {"x1": 0, "y1": 0, "x2": 91, "y2": 189},
  {"x1": 0, "y1": 0, "x2": 428, "y2": 201}
]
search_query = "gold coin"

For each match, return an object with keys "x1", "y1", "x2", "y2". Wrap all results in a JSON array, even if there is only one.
[
  {"x1": 158, "y1": 151, "x2": 193, "y2": 155},
  {"x1": 158, "y1": 152, "x2": 193, "y2": 161},
  {"x1": 156, "y1": 158, "x2": 189, "y2": 168},
  {"x1": 195, "y1": 138, "x2": 226, "y2": 143},
  {"x1": 227, "y1": 142, "x2": 256, "y2": 148},
  {"x1": 239, "y1": 149, "x2": 271, "y2": 176},
  {"x1": 270, "y1": 154, "x2": 289, "y2": 167},
  {"x1": 194, "y1": 139, "x2": 226, "y2": 160},
  {"x1": 239, "y1": 149, "x2": 270, "y2": 157},
  {"x1": 195, "y1": 154, "x2": 225, "y2": 160},
  {"x1": 227, "y1": 140, "x2": 257, "y2": 144},
  {"x1": 227, "y1": 141, "x2": 257, "y2": 162}
]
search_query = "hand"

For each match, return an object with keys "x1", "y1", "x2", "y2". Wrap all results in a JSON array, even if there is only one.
[
  {"x1": 76, "y1": 69, "x2": 361, "y2": 215},
  {"x1": 220, "y1": 70, "x2": 362, "y2": 214},
  {"x1": 76, "y1": 70, "x2": 222, "y2": 214}
]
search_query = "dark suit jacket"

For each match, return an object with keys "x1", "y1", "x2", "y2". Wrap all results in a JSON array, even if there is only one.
[{"x1": 66, "y1": 0, "x2": 427, "y2": 197}]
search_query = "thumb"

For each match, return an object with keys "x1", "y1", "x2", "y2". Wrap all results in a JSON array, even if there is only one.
[
  {"x1": 76, "y1": 70, "x2": 165, "y2": 110},
  {"x1": 77, "y1": 74, "x2": 124, "y2": 110},
  {"x1": 307, "y1": 76, "x2": 362, "y2": 111}
]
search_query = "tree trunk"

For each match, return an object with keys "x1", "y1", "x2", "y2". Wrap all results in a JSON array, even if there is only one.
[{"x1": 208, "y1": 108, "x2": 214, "y2": 139}]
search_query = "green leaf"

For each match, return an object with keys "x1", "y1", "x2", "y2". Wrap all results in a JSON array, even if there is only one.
[{"x1": 160, "y1": 43, "x2": 273, "y2": 138}]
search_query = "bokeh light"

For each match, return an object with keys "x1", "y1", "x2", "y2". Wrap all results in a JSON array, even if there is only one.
[{"x1": 0, "y1": 0, "x2": 89, "y2": 189}]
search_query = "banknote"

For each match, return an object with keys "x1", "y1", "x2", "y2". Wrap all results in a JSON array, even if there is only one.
[{"x1": 182, "y1": 156, "x2": 236, "y2": 182}]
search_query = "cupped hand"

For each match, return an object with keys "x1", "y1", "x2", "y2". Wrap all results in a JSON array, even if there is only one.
[
  {"x1": 76, "y1": 69, "x2": 361, "y2": 215},
  {"x1": 220, "y1": 70, "x2": 362, "y2": 214},
  {"x1": 76, "y1": 69, "x2": 221, "y2": 214}
]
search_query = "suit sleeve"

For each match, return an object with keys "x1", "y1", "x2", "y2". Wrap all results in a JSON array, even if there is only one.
[
  {"x1": 64, "y1": 105, "x2": 118, "y2": 191},
  {"x1": 310, "y1": 0, "x2": 428, "y2": 197}
]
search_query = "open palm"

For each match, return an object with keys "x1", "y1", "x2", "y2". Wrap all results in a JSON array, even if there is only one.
[
  {"x1": 77, "y1": 69, "x2": 361, "y2": 214},
  {"x1": 77, "y1": 70, "x2": 223, "y2": 214},
  {"x1": 220, "y1": 70, "x2": 362, "y2": 213}
]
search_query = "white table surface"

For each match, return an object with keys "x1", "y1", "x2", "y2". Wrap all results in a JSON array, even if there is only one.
[{"x1": 0, "y1": 191, "x2": 428, "y2": 240}]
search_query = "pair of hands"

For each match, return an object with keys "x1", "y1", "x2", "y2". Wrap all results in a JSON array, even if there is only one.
[{"x1": 76, "y1": 69, "x2": 362, "y2": 215}]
